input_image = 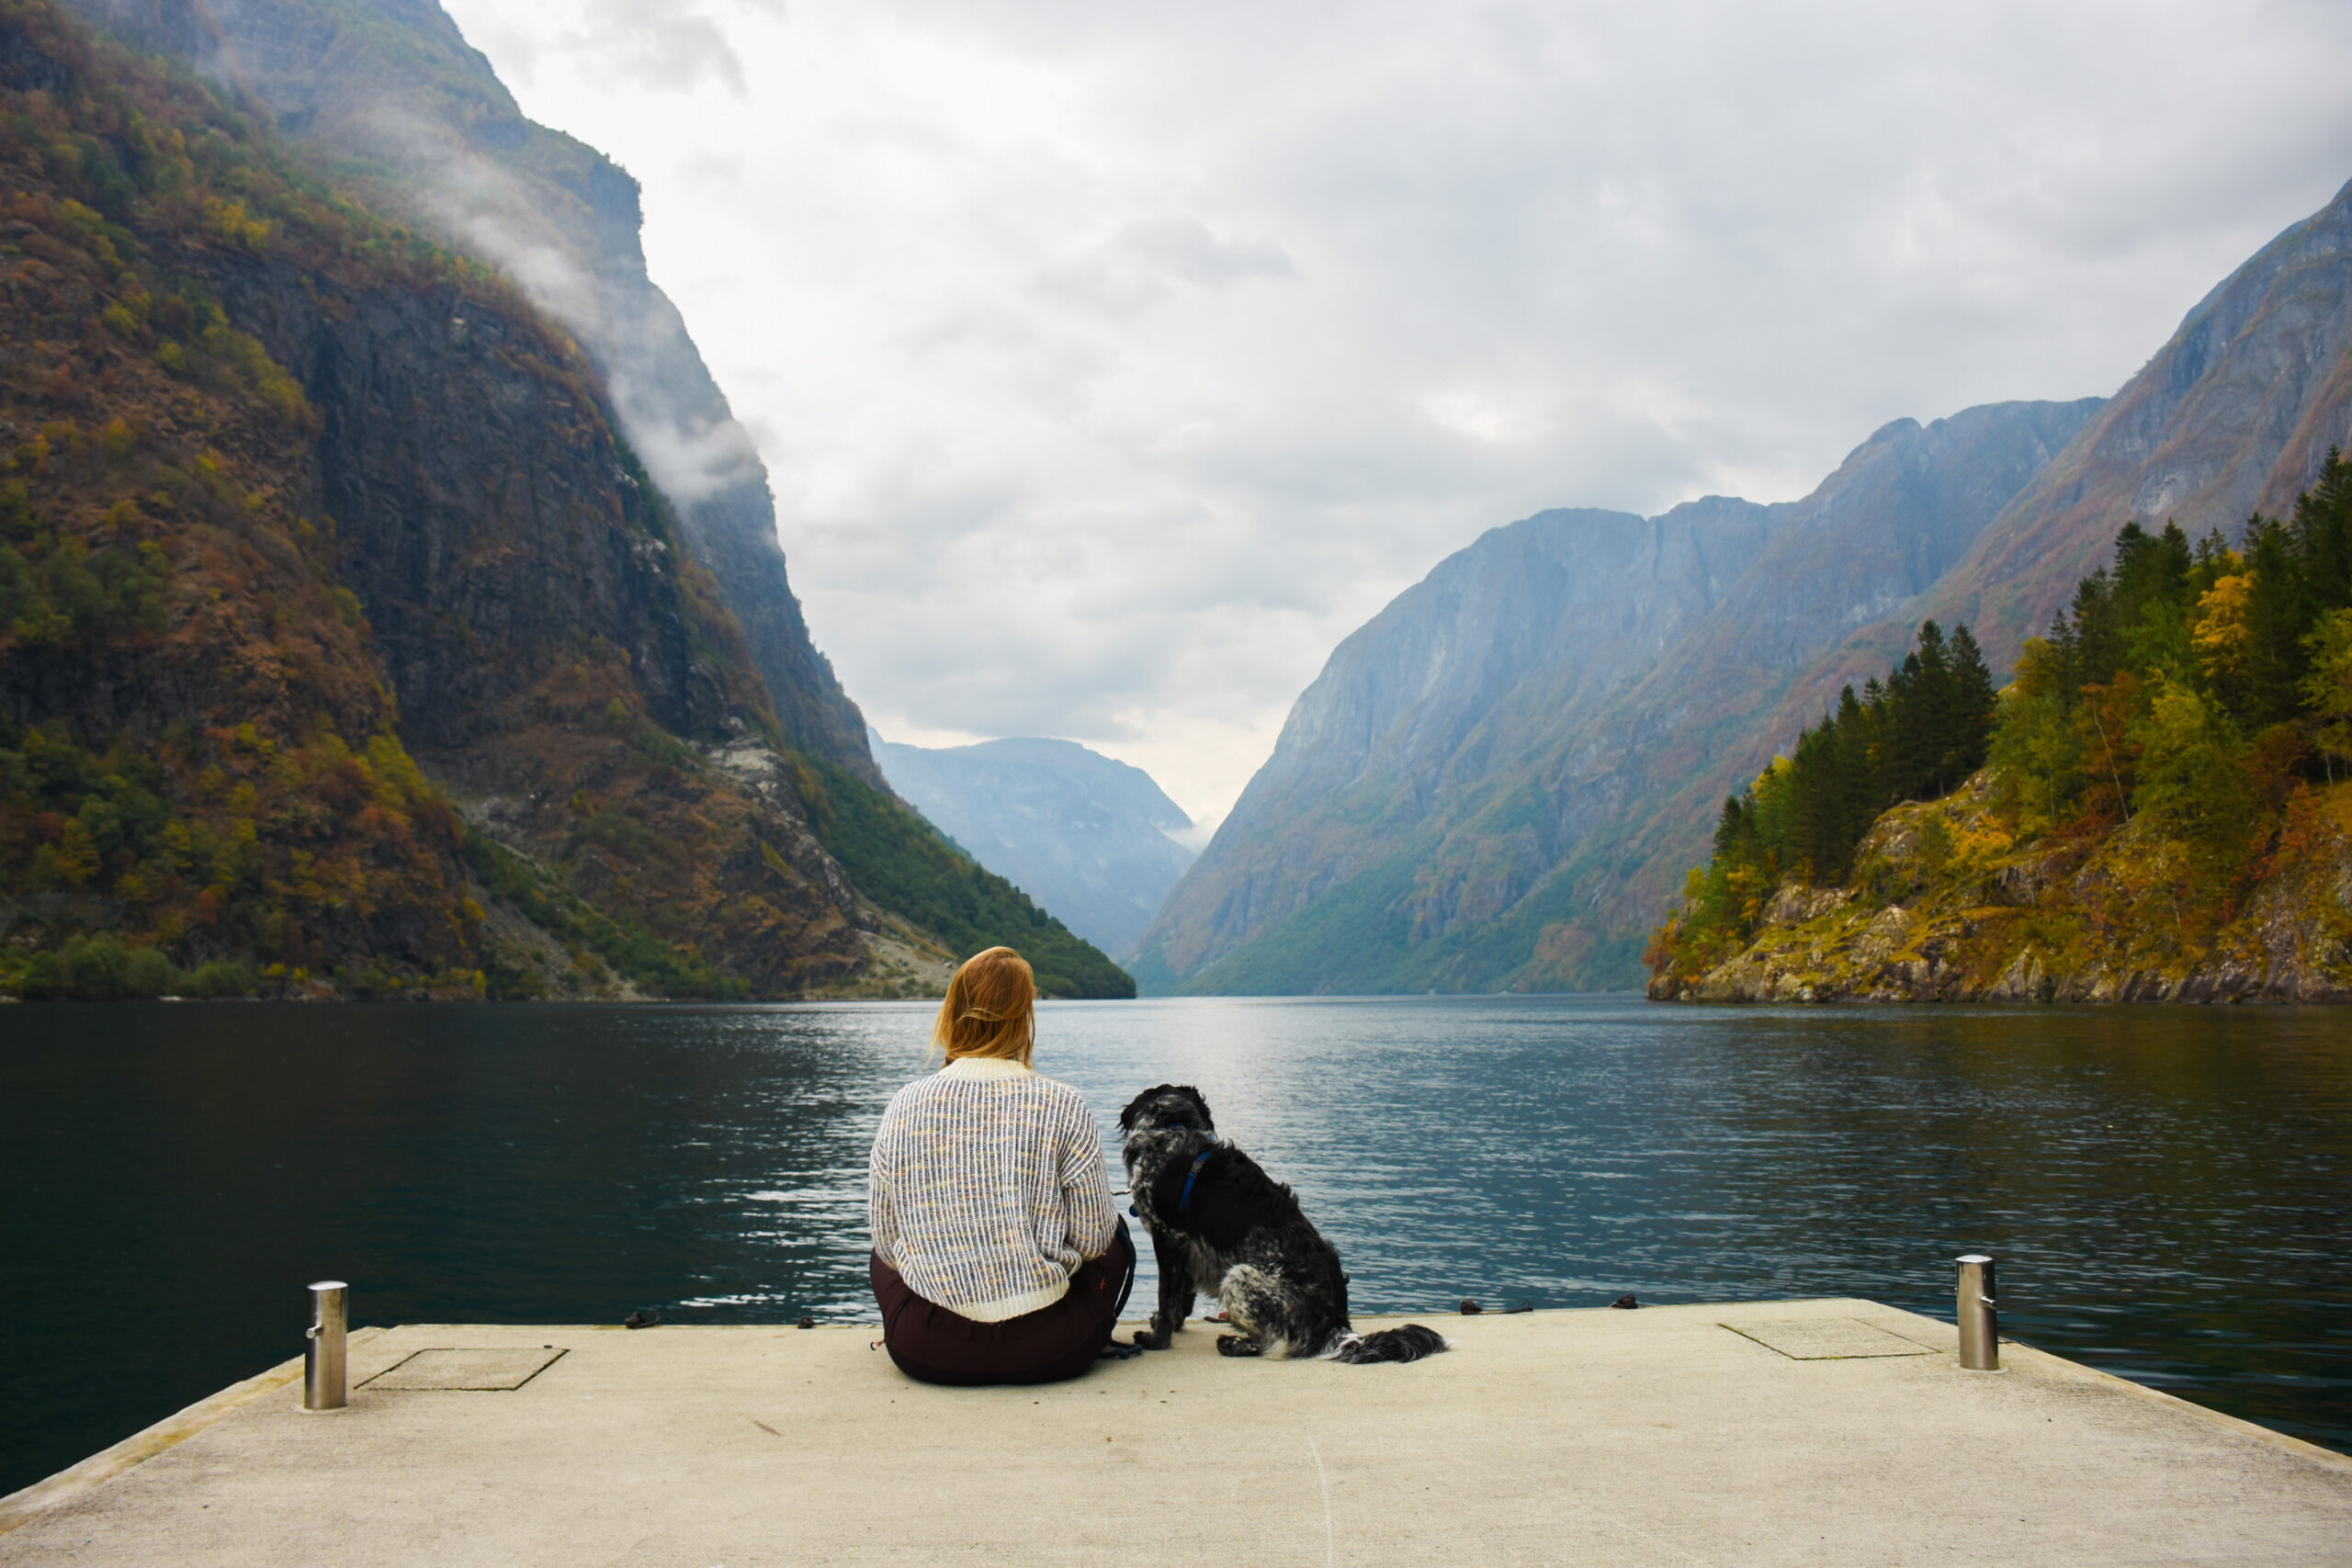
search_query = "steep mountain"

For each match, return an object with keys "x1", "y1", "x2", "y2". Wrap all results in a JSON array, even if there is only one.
[
  {"x1": 1133, "y1": 400, "x2": 2101, "y2": 994},
  {"x1": 0, "y1": 0, "x2": 1132, "y2": 998},
  {"x1": 60, "y1": 0, "x2": 879, "y2": 782},
  {"x1": 1149, "y1": 176, "x2": 2352, "y2": 1000},
  {"x1": 871, "y1": 732, "x2": 1195, "y2": 961},
  {"x1": 1774, "y1": 176, "x2": 2352, "y2": 722}
]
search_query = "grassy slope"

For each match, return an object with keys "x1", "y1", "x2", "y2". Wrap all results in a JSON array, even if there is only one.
[{"x1": 1164, "y1": 833, "x2": 1650, "y2": 997}]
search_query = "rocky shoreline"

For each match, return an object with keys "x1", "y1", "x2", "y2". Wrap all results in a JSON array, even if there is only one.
[{"x1": 1647, "y1": 775, "x2": 2352, "y2": 1005}]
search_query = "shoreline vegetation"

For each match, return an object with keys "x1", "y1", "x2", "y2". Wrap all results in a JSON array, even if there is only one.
[{"x1": 1648, "y1": 455, "x2": 2352, "y2": 1004}]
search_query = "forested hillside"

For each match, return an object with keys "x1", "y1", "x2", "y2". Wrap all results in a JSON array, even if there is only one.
[
  {"x1": 0, "y1": 0, "x2": 1132, "y2": 999},
  {"x1": 1664, "y1": 621, "x2": 1999, "y2": 953},
  {"x1": 1650, "y1": 457, "x2": 2352, "y2": 1003}
]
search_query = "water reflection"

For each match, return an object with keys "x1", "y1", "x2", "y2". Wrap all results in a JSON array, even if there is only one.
[{"x1": 0, "y1": 996, "x2": 2345, "y2": 1495}]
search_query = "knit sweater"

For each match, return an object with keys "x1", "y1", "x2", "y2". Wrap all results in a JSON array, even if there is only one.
[{"x1": 867, "y1": 1056, "x2": 1119, "y2": 1322}]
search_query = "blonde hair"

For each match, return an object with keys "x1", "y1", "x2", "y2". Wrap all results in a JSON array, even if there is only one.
[{"x1": 932, "y1": 946, "x2": 1036, "y2": 1063}]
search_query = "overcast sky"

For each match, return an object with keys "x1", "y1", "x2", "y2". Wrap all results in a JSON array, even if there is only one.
[{"x1": 441, "y1": 0, "x2": 2352, "y2": 836}]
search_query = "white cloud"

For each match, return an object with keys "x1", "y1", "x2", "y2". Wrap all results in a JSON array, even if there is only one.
[{"x1": 440, "y1": 0, "x2": 2352, "y2": 825}]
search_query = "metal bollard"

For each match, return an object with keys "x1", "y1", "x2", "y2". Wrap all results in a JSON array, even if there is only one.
[
  {"x1": 1955, "y1": 1254, "x2": 1998, "y2": 1371},
  {"x1": 304, "y1": 1280, "x2": 348, "y2": 1411}
]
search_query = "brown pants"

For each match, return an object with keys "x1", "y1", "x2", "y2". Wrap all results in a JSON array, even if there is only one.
[{"x1": 871, "y1": 1220, "x2": 1136, "y2": 1387}]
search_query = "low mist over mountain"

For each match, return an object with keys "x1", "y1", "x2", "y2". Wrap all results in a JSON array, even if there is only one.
[
  {"x1": 872, "y1": 734, "x2": 1195, "y2": 962},
  {"x1": 1138, "y1": 175, "x2": 2352, "y2": 997},
  {"x1": 62, "y1": 0, "x2": 879, "y2": 783}
]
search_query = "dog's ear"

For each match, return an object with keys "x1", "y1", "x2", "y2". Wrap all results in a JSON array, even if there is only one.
[
  {"x1": 1118, "y1": 1085, "x2": 1166, "y2": 1133},
  {"x1": 1171, "y1": 1085, "x2": 1212, "y2": 1128}
]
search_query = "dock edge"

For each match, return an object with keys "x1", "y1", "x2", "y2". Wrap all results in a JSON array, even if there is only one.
[{"x1": 0, "y1": 1326, "x2": 387, "y2": 1535}]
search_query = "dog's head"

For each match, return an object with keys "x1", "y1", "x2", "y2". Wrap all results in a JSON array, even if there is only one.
[{"x1": 1118, "y1": 1083, "x2": 1215, "y2": 1140}]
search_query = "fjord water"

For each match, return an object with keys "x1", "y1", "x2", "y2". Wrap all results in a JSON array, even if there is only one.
[{"x1": 3, "y1": 998, "x2": 2347, "y2": 1494}]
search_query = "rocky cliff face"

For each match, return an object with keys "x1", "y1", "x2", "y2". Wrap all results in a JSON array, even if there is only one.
[
  {"x1": 872, "y1": 732, "x2": 1194, "y2": 962},
  {"x1": 62, "y1": 0, "x2": 881, "y2": 782},
  {"x1": 1133, "y1": 400, "x2": 2101, "y2": 995},
  {"x1": 214, "y1": 255, "x2": 879, "y2": 996},
  {"x1": 0, "y1": 0, "x2": 929, "y2": 998},
  {"x1": 1649, "y1": 773, "x2": 2352, "y2": 1005}
]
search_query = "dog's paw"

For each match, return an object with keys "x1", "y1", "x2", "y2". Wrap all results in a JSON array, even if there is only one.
[
  {"x1": 1215, "y1": 1335, "x2": 1264, "y2": 1358},
  {"x1": 1132, "y1": 1328, "x2": 1171, "y2": 1350}
]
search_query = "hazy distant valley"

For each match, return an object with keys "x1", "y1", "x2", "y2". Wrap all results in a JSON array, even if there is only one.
[{"x1": 870, "y1": 733, "x2": 1195, "y2": 963}]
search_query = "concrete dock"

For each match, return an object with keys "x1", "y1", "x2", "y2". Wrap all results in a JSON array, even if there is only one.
[{"x1": 3, "y1": 1299, "x2": 2346, "y2": 1566}]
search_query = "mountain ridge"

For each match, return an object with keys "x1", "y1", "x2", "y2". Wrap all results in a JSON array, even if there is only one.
[
  {"x1": 1770, "y1": 176, "x2": 2352, "y2": 731},
  {"x1": 1143, "y1": 175, "x2": 2352, "y2": 998}
]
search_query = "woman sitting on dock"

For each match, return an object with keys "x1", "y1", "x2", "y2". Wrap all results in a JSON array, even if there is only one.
[{"x1": 867, "y1": 946, "x2": 1135, "y2": 1385}]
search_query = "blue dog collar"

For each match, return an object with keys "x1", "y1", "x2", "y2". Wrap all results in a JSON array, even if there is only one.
[{"x1": 1178, "y1": 1147, "x2": 1216, "y2": 1217}]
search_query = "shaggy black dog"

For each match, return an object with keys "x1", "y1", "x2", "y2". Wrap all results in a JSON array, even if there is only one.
[{"x1": 1117, "y1": 1084, "x2": 1446, "y2": 1363}]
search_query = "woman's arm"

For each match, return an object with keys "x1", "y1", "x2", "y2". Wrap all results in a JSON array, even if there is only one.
[
  {"x1": 867, "y1": 1112, "x2": 900, "y2": 1258},
  {"x1": 1057, "y1": 1104, "x2": 1118, "y2": 1258}
]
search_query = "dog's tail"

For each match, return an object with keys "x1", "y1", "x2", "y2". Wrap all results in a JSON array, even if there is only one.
[{"x1": 1329, "y1": 1324, "x2": 1448, "y2": 1364}]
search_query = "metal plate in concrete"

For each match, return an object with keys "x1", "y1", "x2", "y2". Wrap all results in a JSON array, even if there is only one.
[
  {"x1": 361, "y1": 1348, "x2": 566, "y2": 1391},
  {"x1": 1719, "y1": 1318, "x2": 1935, "y2": 1360}
]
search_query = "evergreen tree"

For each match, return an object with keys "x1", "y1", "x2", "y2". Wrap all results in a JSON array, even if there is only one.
[
  {"x1": 2055, "y1": 570, "x2": 2119, "y2": 700},
  {"x1": 1788, "y1": 715, "x2": 1847, "y2": 882},
  {"x1": 2291, "y1": 447, "x2": 2352, "y2": 609},
  {"x1": 2239, "y1": 515, "x2": 2315, "y2": 727},
  {"x1": 1946, "y1": 625, "x2": 1998, "y2": 784},
  {"x1": 2113, "y1": 520, "x2": 2193, "y2": 626}
]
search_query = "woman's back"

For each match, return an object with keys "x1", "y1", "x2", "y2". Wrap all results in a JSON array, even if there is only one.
[
  {"x1": 865, "y1": 944, "x2": 1133, "y2": 1387},
  {"x1": 869, "y1": 1057, "x2": 1115, "y2": 1322}
]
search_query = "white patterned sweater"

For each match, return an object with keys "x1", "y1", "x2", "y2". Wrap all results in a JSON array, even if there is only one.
[{"x1": 867, "y1": 1056, "x2": 1119, "y2": 1322}]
